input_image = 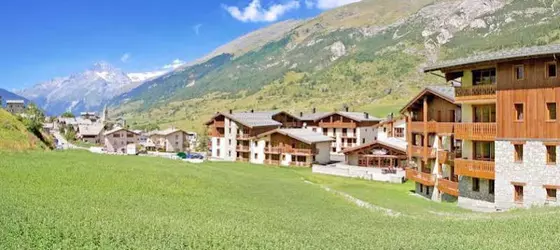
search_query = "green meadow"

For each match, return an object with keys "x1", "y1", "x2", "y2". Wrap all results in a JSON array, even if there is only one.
[{"x1": 1, "y1": 150, "x2": 560, "y2": 249}]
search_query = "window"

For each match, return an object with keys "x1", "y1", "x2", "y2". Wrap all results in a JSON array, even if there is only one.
[
  {"x1": 332, "y1": 147, "x2": 336, "y2": 152},
  {"x1": 514, "y1": 144, "x2": 524, "y2": 162},
  {"x1": 547, "y1": 62, "x2": 557, "y2": 78},
  {"x1": 472, "y1": 178, "x2": 480, "y2": 192},
  {"x1": 312, "y1": 128, "x2": 317, "y2": 132},
  {"x1": 547, "y1": 146, "x2": 557, "y2": 164},
  {"x1": 547, "y1": 188, "x2": 557, "y2": 202},
  {"x1": 394, "y1": 128, "x2": 404, "y2": 137},
  {"x1": 254, "y1": 153, "x2": 258, "y2": 159},
  {"x1": 254, "y1": 142, "x2": 258, "y2": 147},
  {"x1": 473, "y1": 68, "x2": 496, "y2": 85},
  {"x1": 514, "y1": 185, "x2": 524, "y2": 203},
  {"x1": 419, "y1": 184, "x2": 424, "y2": 193},
  {"x1": 323, "y1": 128, "x2": 328, "y2": 135},
  {"x1": 474, "y1": 141, "x2": 495, "y2": 160},
  {"x1": 228, "y1": 139, "x2": 232, "y2": 145},
  {"x1": 547, "y1": 103, "x2": 557, "y2": 121},
  {"x1": 383, "y1": 127, "x2": 387, "y2": 133},
  {"x1": 515, "y1": 103, "x2": 524, "y2": 121},
  {"x1": 514, "y1": 65, "x2": 524, "y2": 80},
  {"x1": 228, "y1": 151, "x2": 231, "y2": 157},
  {"x1": 489, "y1": 180, "x2": 495, "y2": 195},
  {"x1": 362, "y1": 138, "x2": 366, "y2": 144}
]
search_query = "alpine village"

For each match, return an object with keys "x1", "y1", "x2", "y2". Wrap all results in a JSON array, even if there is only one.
[{"x1": 5, "y1": 0, "x2": 560, "y2": 248}]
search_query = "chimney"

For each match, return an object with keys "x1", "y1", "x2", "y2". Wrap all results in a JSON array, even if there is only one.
[
  {"x1": 299, "y1": 112, "x2": 303, "y2": 117},
  {"x1": 250, "y1": 109, "x2": 254, "y2": 113},
  {"x1": 390, "y1": 112, "x2": 394, "y2": 120},
  {"x1": 364, "y1": 112, "x2": 369, "y2": 119},
  {"x1": 229, "y1": 109, "x2": 233, "y2": 114},
  {"x1": 345, "y1": 106, "x2": 349, "y2": 112},
  {"x1": 312, "y1": 107, "x2": 316, "y2": 114}
]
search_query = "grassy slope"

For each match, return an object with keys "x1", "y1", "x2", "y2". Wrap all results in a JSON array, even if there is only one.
[
  {"x1": 2, "y1": 150, "x2": 560, "y2": 249},
  {"x1": 0, "y1": 109, "x2": 44, "y2": 151}
]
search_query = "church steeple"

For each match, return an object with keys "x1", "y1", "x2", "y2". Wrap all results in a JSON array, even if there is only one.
[{"x1": 102, "y1": 104, "x2": 108, "y2": 123}]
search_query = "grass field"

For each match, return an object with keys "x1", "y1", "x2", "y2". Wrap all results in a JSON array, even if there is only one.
[{"x1": 2, "y1": 151, "x2": 560, "y2": 249}]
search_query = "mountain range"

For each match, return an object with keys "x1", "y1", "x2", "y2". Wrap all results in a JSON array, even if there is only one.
[
  {"x1": 16, "y1": 0, "x2": 560, "y2": 131},
  {"x1": 0, "y1": 88, "x2": 30, "y2": 108}
]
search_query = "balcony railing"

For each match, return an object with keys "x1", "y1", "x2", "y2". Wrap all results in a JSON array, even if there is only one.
[
  {"x1": 318, "y1": 121, "x2": 357, "y2": 128},
  {"x1": 454, "y1": 123, "x2": 496, "y2": 141},
  {"x1": 289, "y1": 148, "x2": 315, "y2": 155},
  {"x1": 411, "y1": 145, "x2": 436, "y2": 159},
  {"x1": 455, "y1": 85, "x2": 497, "y2": 101},
  {"x1": 410, "y1": 122, "x2": 456, "y2": 134},
  {"x1": 265, "y1": 147, "x2": 282, "y2": 154},
  {"x1": 289, "y1": 161, "x2": 312, "y2": 167},
  {"x1": 455, "y1": 158, "x2": 495, "y2": 179},
  {"x1": 437, "y1": 178, "x2": 459, "y2": 197},
  {"x1": 236, "y1": 145, "x2": 250, "y2": 152},
  {"x1": 268, "y1": 160, "x2": 280, "y2": 165},
  {"x1": 406, "y1": 169, "x2": 436, "y2": 186},
  {"x1": 236, "y1": 134, "x2": 251, "y2": 140},
  {"x1": 437, "y1": 150, "x2": 456, "y2": 165}
]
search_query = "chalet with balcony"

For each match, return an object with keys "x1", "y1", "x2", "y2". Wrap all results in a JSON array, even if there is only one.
[
  {"x1": 424, "y1": 44, "x2": 560, "y2": 211},
  {"x1": 254, "y1": 129, "x2": 333, "y2": 167},
  {"x1": 401, "y1": 86, "x2": 461, "y2": 201},
  {"x1": 342, "y1": 139, "x2": 407, "y2": 169},
  {"x1": 297, "y1": 108, "x2": 381, "y2": 154},
  {"x1": 204, "y1": 110, "x2": 302, "y2": 162}
]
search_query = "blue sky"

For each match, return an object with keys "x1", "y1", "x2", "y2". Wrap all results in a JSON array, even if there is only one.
[{"x1": 0, "y1": 0, "x2": 360, "y2": 90}]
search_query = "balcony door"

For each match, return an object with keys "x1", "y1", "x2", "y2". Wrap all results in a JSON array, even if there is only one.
[
  {"x1": 473, "y1": 141, "x2": 495, "y2": 161},
  {"x1": 473, "y1": 105, "x2": 496, "y2": 123}
]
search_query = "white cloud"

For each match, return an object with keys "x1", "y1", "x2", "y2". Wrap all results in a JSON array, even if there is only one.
[
  {"x1": 309, "y1": 0, "x2": 361, "y2": 9},
  {"x1": 120, "y1": 53, "x2": 131, "y2": 63},
  {"x1": 223, "y1": 0, "x2": 300, "y2": 23},
  {"x1": 304, "y1": 0, "x2": 315, "y2": 8},
  {"x1": 193, "y1": 24, "x2": 202, "y2": 35},
  {"x1": 163, "y1": 59, "x2": 186, "y2": 70}
]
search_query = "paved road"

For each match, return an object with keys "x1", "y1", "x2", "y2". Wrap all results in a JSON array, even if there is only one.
[{"x1": 52, "y1": 131, "x2": 87, "y2": 150}]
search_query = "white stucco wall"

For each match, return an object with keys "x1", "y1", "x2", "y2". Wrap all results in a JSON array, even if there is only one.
[
  {"x1": 251, "y1": 139, "x2": 266, "y2": 164},
  {"x1": 223, "y1": 117, "x2": 238, "y2": 161},
  {"x1": 315, "y1": 142, "x2": 331, "y2": 164}
]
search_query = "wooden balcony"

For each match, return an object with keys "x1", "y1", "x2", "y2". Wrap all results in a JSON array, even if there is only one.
[
  {"x1": 455, "y1": 85, "x2": 497, "y2": 102},
  {"x1": 318, "y1": 121, "x2": 357, "y2": 128},
  {"x1": 236, "y1": 145, "x2": 250, "y2": 152},
  {"x1": 454, "y1": 123, "x2": 496, "y2": 141},
  {"x1": 268, "y1": 160, "x2": 281, "y2": 165},
  {"x1": 341, "y1": 133, "x2": 356, "y2": 138},
  {"x1": 236, "y1": 134, "x2": 251, "y2": 140},
  {"x1": 288, "y1": 148, "x2": 316, "y2": 155},
  {"x1": 283, "y1": 121, "x2": 302, "y2": 128},
  {"x1": 265, "y1": 147, "x2": 282, "y2": 154},
  {"x1": 406, "y1": 169, "x2": 436, "y2": 186},
  {"x1": 410, "y1": 122, "x2": 455, "y2": 134},
  {"x1": 437, "y1": 178, "x2": 459, "y2": 197},
  {"x1": 410, "y1": 145, "x2": 436, "y2": 159},
  {"x1": 437, "y1": 150, "x2": 456, "y2": 165},
  {"x1": 455, "y1": 158, "x2": 495, "y2": 179}
]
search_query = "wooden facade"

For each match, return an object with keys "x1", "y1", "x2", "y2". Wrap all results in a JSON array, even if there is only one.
[
  {"x1": 316, "y1": 113, "x2": 378, "y2": 128},
  {"x1": 496, "y1": 57, "x2": 560, "y2": 139},
  {"x1": 343, "y1": 141, "x2": 407, "y2": 168}
]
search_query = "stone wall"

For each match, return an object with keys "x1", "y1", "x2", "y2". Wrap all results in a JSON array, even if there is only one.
[
  {"x1": 312, "y1": 164, "x2": 405, "y2": 183},
  {"x1": 458, "y1": 176, "x2": 495, "y2": 211},
  {"x1": 415, "y1": 182, "x2": 435, "y2": 200},
  {"x1": 495, "y1": 140, "x2": 560, "y2": 210}
]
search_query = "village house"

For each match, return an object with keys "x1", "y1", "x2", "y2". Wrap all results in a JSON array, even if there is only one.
[
  {"x1": 205, "y1": 110, "x2": 301, "y2": 162},
  {"x1": 253, "y1": 128, "x2": 333, "y2": 167},
  {"x1": 406, "y1": 44, "x2": 560, "y2": 211},
  {"x1": 297, "y1": 108, "x2": 381, "y2": 155},
  {"x1": 5, "y1": 100, "x2": 25, "y2": 115},
  {"x1": 104, "y1": 127, "x2": 139, "y2": 154},
  {"x1": 401, "y1": 86, "x2": 461, "y2": 203},
  {"x1": 78, "y1": 124, "x2": 105, "y2": 145},
  {"x1": 146, "y1": 128, "x2": 190, "y2": 152}
]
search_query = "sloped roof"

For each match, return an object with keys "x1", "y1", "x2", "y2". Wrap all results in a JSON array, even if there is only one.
[
  {"x1": 104, "y1": 127, "x2": 138, "y2": 136},
  {"x1": 298, "y1": 111, "x2": 381, "y2": 123},
  {"x1": 342, "y1": 138, "x2": 407, "y2": 154},
  {"x1": 400, "y1": 86, "x2": 456, "y2": 114},
  {"x1": 258, "y1": 128, "x2": 334, "y2": 144},
  {"x1": 150, "y1": 128, "x2": 185, "y2": 136},
  {"x1": 78, "y1": 124, "x2": 104, "y2": 136},
  {"x1": 424, "y1": 44, "x2": 560, "y2": 72},
  {"x1": 205, "y1": 110, "x2": 291, "y2": 128}
]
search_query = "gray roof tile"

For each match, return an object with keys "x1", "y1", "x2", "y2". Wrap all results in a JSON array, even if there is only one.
[{"x1": 425, "y1": 44, "x2": 560, "y2": 72}]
